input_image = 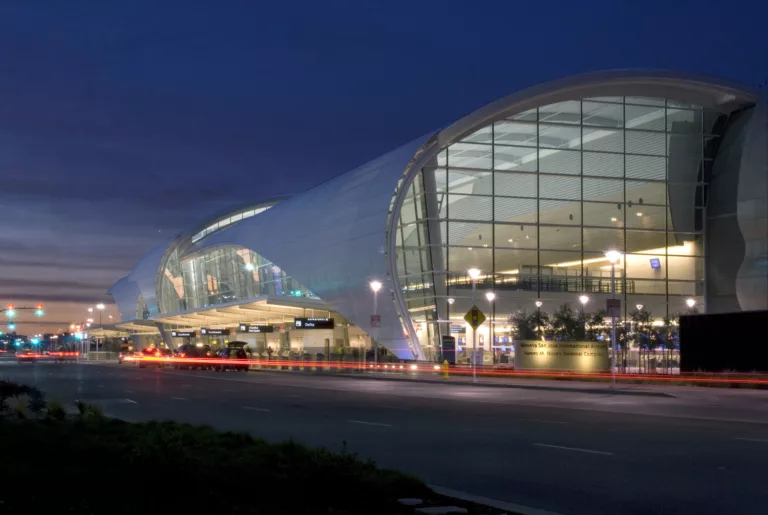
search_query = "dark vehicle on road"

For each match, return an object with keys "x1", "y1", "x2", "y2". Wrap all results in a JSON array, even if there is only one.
[
  {"x1": 175, "y1": 344, "x2": 214, "y2": 370},
  {"x1": 138, "y1": 348, "x2": 173, "y2": 368},
  {"x1": 216, "y1": 346, "x2": 249, "y2": 372}
]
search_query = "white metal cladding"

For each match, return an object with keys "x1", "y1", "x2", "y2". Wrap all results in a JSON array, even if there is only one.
[
  {"x1": 107, "y1": 237, "x2": 176, "y2": 321},
  {"x1": 736, "y1": 95, "x2": 768, "y2": 310},
  {"x1": 187, "y1": 133, "x2": 436, "y2": 360}
]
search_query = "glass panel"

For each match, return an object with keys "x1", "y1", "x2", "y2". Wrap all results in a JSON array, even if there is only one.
[
  {"x1": 448, "y1": 247, "x2": 493, "y2": 274},
  {"x1": 461, "y1": 125, "x2": 493, "y2": 144},
  {"x1": 494, "y1": 145, "x2": 538, "y2": 172},
  {"x1": 583, "y1": 177, "x2": 624, "y2": 203},
  {"x1": 447, "y1": 169, "x2": 492, "y2": 195},
  {"x1": 539, "y1": 149, "x2": 581, "y2": 175},
  {"x1": 626, "y1": 97, "x2": 666, "y2": 107},
  {"x1": 494, "y1": 224, "x2": 537, "y2": 249},
  {"x1": 540, "y1": 226, "x2": 582, "y2": 250},
  {"x1": 494, "y1": 197, "x2": 537, "y2": 224},
  {"x1": 510, "y1": 108, "x2": 537, "y2": 122},
  {"x1": 626, "y1": 253, "x2": 667, "y2": 279},
  {"x1": 626, "y1": 230, "x2": 667, "y2": 253},
  {"x1": 626, "y1": 104, "x2": 666, "y2": 131},
  {"x1": 626, "y1": 180, "x2": 667, "y2": 205},
  {"x1": 495, "y1": 172, "x2": 537, "y2": 197},
  {"x1": 582, "y1": 127, "x2": 624, "y2": 153},
  {"x1": 493, "y1": 121, "x2": 537, "y2": 146},
  {"x1": 583, "y1": 151, "x2": 623, "y2": 178},
  {"x1": 538, "y1": 124, "x2": 581, "y2": 149},
  {"x1": 447, "y1": 222, "x2": 492, "y2": 247},
  {"x1": 582, "y1": 101, "x2": 623, "y2": 127},
  {"x1": 583, "y1": 227, "x2": 624, "y2": 252},
  {"x1": 629, "y1": 280, "x2": 667, "y2": 295},
  {"x1": 626, "y1": 205, "x2": 668, "y2": 230},
  {"x1": 495, "y1": 249, "x2": 538, "y2": 272},
  {"x1": 539, "y1": 199, "x2": 581, "y2": 225},
  {"x1": 540, "y1": 175, "x2": 580, "y2": 199},
  {"x1": 626, "y1": 154, "x2": 666, "y2": 180},
  {"x1": 667, "y1": 108, "x2": 702, "y2": 133},
  {"x1": 448, "y1": 142, "x2": 493, "y2": 169},
  {"x1": 668, "y1": 281, "x2": 698, "y2": 297},
  {"x1": 626, "y1": 130, "x2": 666, "y2": 156},
  {"x1": 583, "y1": 202, "x2": 624, "y2": 228},
  {"x1": 446, "y1": 195, "x2": 492, "y2": 221},
  {"x1": 538, "y1": 100, "x2": 582, "y2": 124}
]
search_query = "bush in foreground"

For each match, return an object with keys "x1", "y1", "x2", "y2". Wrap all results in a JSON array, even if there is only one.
[{"x1": 0, "y1": 415, "x2": 428, "y2": 514}]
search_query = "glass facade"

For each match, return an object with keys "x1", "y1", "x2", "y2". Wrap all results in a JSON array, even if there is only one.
[
  {"x1": 395, "y1": 96, "x2": 721, "y2": 359},
  {"x1": 159, "y1": 246, "x2": 316, "y2": 313}
]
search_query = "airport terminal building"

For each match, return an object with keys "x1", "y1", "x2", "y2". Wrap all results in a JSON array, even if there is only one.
[{"x1": 106, "y1": 70, "x2": 767, "y2": 362}]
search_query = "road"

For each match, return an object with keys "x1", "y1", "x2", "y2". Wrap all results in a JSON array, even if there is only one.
[{"x1": 3, "y1": 361, "x2": 768, "y2": 515}]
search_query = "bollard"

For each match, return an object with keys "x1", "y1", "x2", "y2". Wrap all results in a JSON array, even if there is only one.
[{"x1": 442, "y1": 360, "x2": 449, "y2": 379}]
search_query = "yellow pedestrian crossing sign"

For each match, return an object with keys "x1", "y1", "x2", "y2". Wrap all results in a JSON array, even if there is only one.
[{"x1": 464, "y1": 305, "x2": 486, "y2": 329}]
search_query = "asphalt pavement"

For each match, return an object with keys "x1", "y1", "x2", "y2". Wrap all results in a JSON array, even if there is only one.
[{"x1": 2, "y1": 360, "x2": 768, "y2": 515}]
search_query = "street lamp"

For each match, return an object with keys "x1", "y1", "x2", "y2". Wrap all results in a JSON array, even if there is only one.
[
  {"x1": 604, "y1": 250, "x2": 623, "y2": 385},
  {"x1": 370, "y1": 280, "x2": 382, "y2": 368},
  {"x1": 579, "y1": 295, "x2": 589, "y2": 316},
  {"x1": 96, "y1": 303, "x2": 105, "y2": 351},
  {"x1": 467, "y1": 268, "x2": 481, "y2": 383},
  {"x1": 485, "y1": 292, "x2": 495, "y2": 364},
  {"x1": 535, "y1": 300, "x2": 542, "y2": 308},
  {"x1": 447, "y1": 297, "x2": 455, "y2": 305},
  {"x1": 636, "y1": 304, "x2": 643, "y2": 311},
  {"x1": 686, "y1": 298, "x2": 696, "y2": 311}
]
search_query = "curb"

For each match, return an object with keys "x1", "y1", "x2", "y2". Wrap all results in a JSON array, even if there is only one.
[{"x1": 429, "y1": 485, "x2": 564, "y2": 515}]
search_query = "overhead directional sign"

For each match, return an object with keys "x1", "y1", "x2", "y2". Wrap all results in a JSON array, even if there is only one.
[
  {"x1": 200, "y1": 328, "x2": 228, "y2": 336},
  {"x1": 464, "y1": 305, "x2": 486, "y2": 329},
  {"x1": 294, "y1": 317, "x2": 334, "y2": 330},
  {"x1": 171, "y1": 330, "x2": 196, "y2": 338},
  {"x1": 239, "y1": 324, "x2": 274, "y2": 333}
]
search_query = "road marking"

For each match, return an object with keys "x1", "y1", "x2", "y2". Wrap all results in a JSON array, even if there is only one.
[
  {"x1": 224, "y1": 389, "x2": 236, "y2": 392},
  {"x1": 348, "y1": 420, "x2": 393, "y2": 428},
  {"x1": 533, "y1": 443, "x2": 613, "y2": 456},
  {"x1": 124, "y1": 389, "x2": 135, "y2": 393},
  {"x1": 120, "y1": 399, "x2": 137, "y2": 404},
  {"x1": 241, "y1": 406, "x2": 271, "y2": 412},
  {"x1": 735, "y1": 437, "x2": 768, "y2": 443},
  {"x1": 170, "y1": 397, "x2": 188, "y2": 401},
  {"x1": 97, "y1": 384, "x2": 105, "y2": 388}
]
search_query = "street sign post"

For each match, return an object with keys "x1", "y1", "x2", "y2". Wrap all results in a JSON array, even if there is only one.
[
  {"x1": 464, "y1": 305, "x2": 486, "y2": 329},
  {"x1": 463, "y1": 305, "x2": 486, "y2": 382}
]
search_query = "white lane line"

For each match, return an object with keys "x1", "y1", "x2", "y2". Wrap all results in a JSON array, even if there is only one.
[
  {"x1": 348, "y1": 420, "x2": 393, "y2": 428},
  {"x1": 533, "y1": 443, "x2": 613, "y2": 456},
  {"x1": 121, "y1": 399, "x2": 138, "y2": 404},
  {"x1": 170, "y1": 396, "x2": 188, "y2": 401},
  {"x1": 124, "y1": 389, "x2": 135, "y2": 393},
  {"x1": 224, "y1": 389, "x2": 236, "y2": 392},
  {"x1": 241, "y1": 406, "x2": 271, "y2": 412},
  {"x1": 97, "y1": 384, "x2": 105, "y2": 388},
  {"x1": 735, "y1": 437, "x2": 768, "y2": 443}
]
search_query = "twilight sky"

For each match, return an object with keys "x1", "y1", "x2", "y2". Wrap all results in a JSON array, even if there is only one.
[{"x1": 1, "y1": 0, "x2": 766, "y2": 334}]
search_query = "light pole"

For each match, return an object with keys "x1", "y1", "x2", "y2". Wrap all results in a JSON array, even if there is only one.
[
  {"x1": 370, "y1": 280, "x2": 382, "y2": 369},
  {"x1": 485, "y1": 291, "x2": 495, "y2": 364},
  {"x1": 605, "y1": 250, "x2": 623, "y2": 386},
  {"x1": 579, "y1": 295, "x2": 588, "y2": 315},
  {"x1": 96, "y1": 304, "x2": 105, "y2": 351},
  {"x1": 467, "y1": 268, "x2": 481, "y2": 382}
]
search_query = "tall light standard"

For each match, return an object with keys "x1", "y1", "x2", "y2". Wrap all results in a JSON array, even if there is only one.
[
  {"x1": 604, "y1": 250, "x2": 623, "y2": 386},
  {"x1": 467, "y1": 268, "x2": 481, "y2": 382},
  {"x1": 369, "y1": 280, "x2": 382, "y2": 369},
  {"x1": 485, "y1": 291, "x2": 495, "y2": 364},
  {"x1": 96, "y1": 303, "x2": 105, "y2": 351},
  {"x1": 579, "y1": 295, "x2": 589, "y2": 316}
]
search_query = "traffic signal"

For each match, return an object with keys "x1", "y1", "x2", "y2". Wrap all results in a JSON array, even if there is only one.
[
  {"x1": 35, "y1": 304, "x2": 44, "y2": 316},
  {"x1": 6, "y1": 305, "x2": 15, "y2": 318}
]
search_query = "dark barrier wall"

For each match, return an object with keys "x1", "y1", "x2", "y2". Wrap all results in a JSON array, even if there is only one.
[{"x1": 680, "y1": 310, "x2": 768, "y2": 372}]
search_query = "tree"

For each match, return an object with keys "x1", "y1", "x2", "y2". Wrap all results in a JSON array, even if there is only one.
[
  {"x1": 629, "y1": 307, "x2": 652, "y2": 372},
  {"x1": 511, "y1": 310, "x2": 535, "y2": 340},
  {"x1": 552, "y1": 304, "x2": 578, "y2": 340}
]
